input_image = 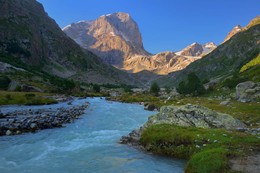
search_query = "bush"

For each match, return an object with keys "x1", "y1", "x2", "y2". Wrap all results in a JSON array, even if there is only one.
[
  {"x1": 0, "y1": 76, "x2": 11, "y2": 90},
  {"x1": 222, "y1": 73, "x2": 247, "y2": 89},
  {"x1": 150, "y1": 82, "x2": 160, "y2": 96},
  {"x1": 93, "y1": 84, "x2": 101, "y2": 93},
  {"x1": 15, "y1": 85, "x2": 22, "y2": 91},
  {"x1": 165, "y1": 86, "x2": 172, "y2": 94},
  {"x1": 176, "y1": 72, "x2": 205, "y2": 96},
  {"x1": 24, "y1": 93, "x2": 36, "y2": 99},
  {"x1": 5, "y1": 94, "x2": 12, "y2": 100}
]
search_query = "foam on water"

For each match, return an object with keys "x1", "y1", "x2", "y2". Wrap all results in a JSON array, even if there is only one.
[{"x1": 0, "y1": 98, "x2": 186, "y2": 173}]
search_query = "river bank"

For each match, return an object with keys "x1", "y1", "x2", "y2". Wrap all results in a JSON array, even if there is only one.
[
  {"x1": 119, "y1": 101, "x2": 260, "y2": 173},
  {"x1": 0, "y1": 99, "x2": 89, "y2": 136}
]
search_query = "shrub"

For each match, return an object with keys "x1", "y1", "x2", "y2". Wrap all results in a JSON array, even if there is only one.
[
  {"x1": 150, "y1": 82, "x2": 160, "y2": 96},
  {"x1": 24, "y1": 93, "x2": 36, "y2": 99},
  {"x1": 222, "y1": 73, "x2": 247, "y2": 89},
  {"x1": 5, "y1": 94, "x2": 12, "y2": 100},
  {"x1": 93, "y1": 84, "x2": 101, "y2": 93},
  {"x1": 0, "y1": 76, "x2": 11, "y2": 90},
  {"x1": 15, "y1": 85, "x2": 22, "y2": 91},
  {"x1": 177, "y1": 72, "x2": 205, "y2": 96},
  {"x1": 165, "y1": 86, "x2": 172, "y2": 94}
]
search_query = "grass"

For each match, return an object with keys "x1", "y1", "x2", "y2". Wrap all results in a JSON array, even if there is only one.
[
  {"x1": 240, "y1": 53, "x2": 260, "y2": 73},
  {"x1": 0, "y1": 91, "x2": 57, "y2": 105},
  {"x1": 113, "y1": 93, "x2": 260, "y2": 126},
  {"x1": 240, "y1": 65, "x2": 260, "y2": 82},
  {"x1": 114, "y1": 93, "x2": 160, "y2": 103},
  {"x1": 140, "y1": 124, "x2": 260, "y2": 173}
]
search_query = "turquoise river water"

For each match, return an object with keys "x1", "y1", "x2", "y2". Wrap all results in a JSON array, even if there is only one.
[{"x1": 0, "y1": 98, "x2": 185, "y2": 173}]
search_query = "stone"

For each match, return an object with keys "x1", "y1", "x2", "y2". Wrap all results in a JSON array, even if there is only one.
[
  {"x1": 146, "y1": 104, "x2": 246, "y2": 129},
  {"x1": 144, "y1": 104, "x2": 156, "y2": 111},
  {"x1": 30, "y1": 123, "x2": 38, "y2": 131},
  {"x1": 220, "y1": 99, "x2": 231, "y2": 106},
  {"x1": 6, "y1": 130, "x2": 12, "y2": 136},
  {"x1": 236, "y1": 81, "x2": 260, "y2": 102}
]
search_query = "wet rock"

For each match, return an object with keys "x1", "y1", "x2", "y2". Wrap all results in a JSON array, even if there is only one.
[
  {"x1": 120, "y1": 129, "x2": 142, "y2": 146},
  {"x1": 144, "y1": 104, "x2": 156, "y2": 111},
  {"x1": 0, "y1": 101, "x2": 89, "y2": 136},
  {"x1": 6, "y1": 130, "x2": 12, "y2": 136},
  {"x1": 30, "y1": 123, "x2": 38, "y2": 130}
]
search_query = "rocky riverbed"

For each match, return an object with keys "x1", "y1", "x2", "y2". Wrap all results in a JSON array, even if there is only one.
[{"x1": 0, "y1": 102, "x2": 89, "y2": 136}]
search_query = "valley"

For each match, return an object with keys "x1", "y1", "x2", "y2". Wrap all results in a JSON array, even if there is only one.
[{"x1": 0, "y1": 0, "x2": 259, "y2": 173}]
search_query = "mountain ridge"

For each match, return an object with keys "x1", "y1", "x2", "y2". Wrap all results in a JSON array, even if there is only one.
[
  {"x1": 63, "y1": 12, "x2": 217, "y2": 75},
  {"x1": 155, "y1": 15, "x2": 260, "y2": 87}
]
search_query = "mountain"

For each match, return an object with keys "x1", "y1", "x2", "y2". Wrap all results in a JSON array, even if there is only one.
[
  {"x1": 176, "y1": 42, "x2": 217, "y2": 57},
  {"x1": 0, "y1": 0, "x2": 141, "y2": 87},
  {"x1": 63, "y1": 13, "x2": 149, "y2": 68},
  {"x1": 63, "y1": 13, "x2": 216, "y2": 75},
  {"x1": 223, "y1": 25, "x2": 243, "y2": 42},
  {"x1": 123, "y1": 52, "x2": 201, "y2": 75},
  {"x1": 155, "y1": 16, "x2": 260, "y2": 86}
]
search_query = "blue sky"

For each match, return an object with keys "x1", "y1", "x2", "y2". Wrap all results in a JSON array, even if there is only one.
[{"x1": 38, "y1": 0, "x2": 259, "y2": 54}]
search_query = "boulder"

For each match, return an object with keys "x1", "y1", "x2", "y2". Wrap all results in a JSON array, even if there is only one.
[
  {"x1": 144, "y1": 104, "x2": 156, "y2": 111},
  {"x1": 236, "y1": 81, "x2": 260, "y2": 102},
  {"x1": 146, "y1": 104, "x2": 246, "y2": 129},
  {"x1": 220, "y1": 99, "x2": 231, "y2": 106},
  {"x1": 30, "y1": 123, "x2": 38, "y2": 130},
  {"x1": 6, "y1": 130, "x2": 12, "y2": 136}
]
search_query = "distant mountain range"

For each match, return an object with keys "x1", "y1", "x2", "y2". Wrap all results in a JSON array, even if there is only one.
[
  {"x1": 155, "y1": 15, "x2": 260, "y2": 86},
  {"x1": 63, "y1": 13, "x2": 216, "y2": 75}
]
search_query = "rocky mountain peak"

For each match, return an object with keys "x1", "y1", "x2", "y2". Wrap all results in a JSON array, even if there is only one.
[
  {"x1": 63, "y1": 12, "x2": 148, "y2": 67},
  {"x1": 178, "y1": 42, "x2": 204, "y2": 57},
  {"x1": 104, "y1": 12, "x2": 131, "y2": 21},
  {"x1": 176, "y1": 42, "x2": 217, "y2": 57},
  {"x1": 224, "y1": 25, "x2": 243, "y2": 42},
  {"x1": 204, "y1": 42, "x2": 217, "y2": 49}
]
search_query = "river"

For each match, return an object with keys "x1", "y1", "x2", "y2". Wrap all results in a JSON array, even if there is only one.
[{"x1": 0, "y1": 98, "x2": 185, "y2": 173}]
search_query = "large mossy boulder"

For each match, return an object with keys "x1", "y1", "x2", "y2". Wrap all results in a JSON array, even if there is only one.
[
  {"x1": 146, "y1": 104, "x2": 246, "y2": 129},
  {"x1": 236, "y1": 81, "x2": 260, "y2": 102}
]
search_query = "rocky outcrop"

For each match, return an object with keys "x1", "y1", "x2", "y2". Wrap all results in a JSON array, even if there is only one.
[
  {"x1": 144, "y1": 103, "x2": 156, "y2": 111},
  {"x1": 146, "y1": 104, "x2": 246, "y2": 129},
  {"x1": 120, "y1": 128, "x2": 143, "y2": 146},
  {"x1": 0, "y1": 102, "x2": 89, "y2": 136},
  {"x1": 236, "y1": 81, "x2": 260, "y2": 102}
]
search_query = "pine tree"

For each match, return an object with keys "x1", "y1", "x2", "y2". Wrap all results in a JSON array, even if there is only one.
[
  {"x1": 177, "y1": 72, "x2": 205, "y2": 96},
  {"x1": 150, "y1": 82, "x2": 160, "y2": 96}
]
